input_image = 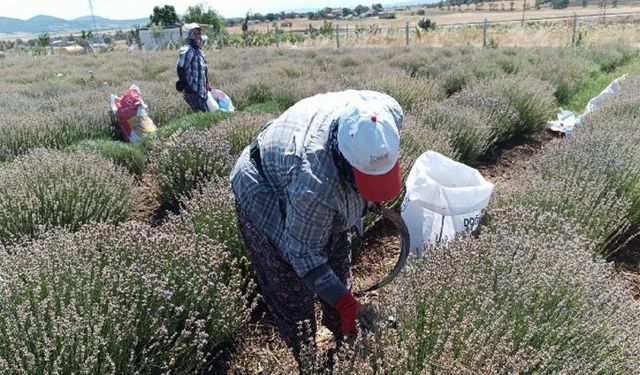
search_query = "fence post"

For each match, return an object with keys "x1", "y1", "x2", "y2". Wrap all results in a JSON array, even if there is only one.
[
  {"x1": 346, "y1": 25, "x2": 349, "y2": 38},
  {"x1": 571, "y1": 13, "x2": 578, "y2": 47},
  {"x1": 276, "y1": 28, "x2": 280, "y2": 48},
  {"x1": 405, "y1": 22, "x2": 410, "y2": 46},
  {"x1": 483, "y1": 18, "x2": 488, "y2": 47},
  {"x1": 336, "y1": 24, "x2": 340, "y2": 49},
  {"x1": 218, "y1": 29, "x2": 224, "y2": 48}
]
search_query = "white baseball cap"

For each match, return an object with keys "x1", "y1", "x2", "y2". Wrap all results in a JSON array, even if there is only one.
[
  {"x1": 337, "y1": 101, "x2": 402, "y2": 202},
  {"x1": 183, "y1": 23, "x2": 201, "y2": 33}
]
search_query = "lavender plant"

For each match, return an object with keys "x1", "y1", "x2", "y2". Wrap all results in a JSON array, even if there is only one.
[
  {"x1": 214, "y1": 113, "x2": 272, "y2": 157},
  {"x1": 330, "y1": 208, "x2": 640, "y2": 374},
  {"x1": 151, "y1": 128, "x2": 233, "y2": 212},
  {"x1": 0, "y1": 149, "x2": 135, "y2": 244},
  {"x1": 493, "y1": 137, "x2": 636, "y2": 255},
  {"x1": 164, "y1": 177, "x2": 244, "y2": 261},
  {"x1": 523, "y1": 57, "x2": 596, "y2": 105},
  {"x1": 417, "y1": 101, "x2": 496, "y2": 165},
  {"x1": 0, "y1": 222, "x2": 255, "y2": 374},
  {"x1": 470, "y1": 75, "x2": 557, "y2": 137},
  {"x1": 449, "y1": 90, "x2": 521, "y2": 144}
]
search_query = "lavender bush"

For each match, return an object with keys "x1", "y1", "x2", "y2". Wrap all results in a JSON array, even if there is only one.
[
  {"x1": 449, "y1": 90, "x2": 521, "y2": 144},
  {"x1": 213, "y1": 113, "x2": 272, "y2": 157},
  {"x1": 330, "y1": 208, "x2": 640, "y2": 374},
  {"x1": 469, "y1": 75, "x2": 557, "y2": 138},
  {"x1": 151, "y1": 128, "x2": 233, "y2": 212},
  {"x1": 0, "y1": 149, "x2": 135, "y2": 244},
  {"x1": 417, "y1": 101, "x2": 496, "y2": 165},
  {"x1": 0, "y1": 222, "x2": 255, "y2": 374},
  {"x1": 164, "y1": 177, "x2": 244, "y2": 261}
]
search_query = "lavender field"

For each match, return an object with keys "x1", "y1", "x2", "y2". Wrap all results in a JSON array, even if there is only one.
[{"x1": 0, "y1": 44, "x2": 639, "y2": 374}]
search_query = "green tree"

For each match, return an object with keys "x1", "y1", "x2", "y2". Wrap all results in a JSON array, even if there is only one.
[
  {"x1": 149, "y1": 5, "x2": 179, "y2": 26},
  {"x1": 36, "y1": 33, "x2": 50, "y2": 48},
  {"x1": 372, "y1": 3, "x2": 384, "y2": 11},
  {"x1": 183, "y1": 3, "x2": 224, "y2": 33},
  {"x1": 418, "y1": 18, "x2": 436, "y2": 30},
  {"x1": 78, "y1": 30, "x2": 93, "y2": 53},
  {"x1": 354, "y1": 5, "x2": 370, "y2": 14}
]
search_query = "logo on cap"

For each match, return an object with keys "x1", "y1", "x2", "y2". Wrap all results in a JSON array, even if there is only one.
[{"x1": 369, "y1": 152, "x2": 390, "y2": 169}]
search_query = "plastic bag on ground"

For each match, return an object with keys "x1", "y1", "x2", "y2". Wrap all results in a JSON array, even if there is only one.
[
  {"x1": 211, "y1": 89, "x2": 235, "y2": 112},
  {"x1": 401, "y1": 151, "x2": 494, "y2": 256},
  {"x1": 546, "y1": 108, "x2": 579, "y2": 135},
  {"x1": 206, "y1": 91, "x2": 220, "y2": 112},
  {"x1": 110, "y1": 84, "x2": 157, "y2": 143}
]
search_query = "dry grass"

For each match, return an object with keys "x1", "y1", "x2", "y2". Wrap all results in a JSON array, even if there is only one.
[{"x1": 230, "y1": 2, "x2": 640, "y2": 32}]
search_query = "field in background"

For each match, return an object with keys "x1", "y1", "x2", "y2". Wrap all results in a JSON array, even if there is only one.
[{"x1": 229, "y1": 0, "x2": 640, "y2": 32}]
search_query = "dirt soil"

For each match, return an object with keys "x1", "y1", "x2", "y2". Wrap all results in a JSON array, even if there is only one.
[
  {"x1": 130, "y1": 173, "x2": 160, "y2": 224},
  {"x1": 475, "y1": 130, "x2": 560, "y2": 187}
]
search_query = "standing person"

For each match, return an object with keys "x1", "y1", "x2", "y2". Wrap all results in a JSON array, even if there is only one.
[
  {"x1": 176, "y1": 23, "x2": 210, "y2": 112},
  {"x1": 230, "y1": 90, "x2": 404, "y2": 364}
]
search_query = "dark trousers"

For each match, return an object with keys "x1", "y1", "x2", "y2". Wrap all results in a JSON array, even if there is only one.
[
  {"x1": 235, "y1": 202, "x2": 352, "y2": 359},
  {"x1": 183, "y1": 92, "x2": 208, "y2": 112}
]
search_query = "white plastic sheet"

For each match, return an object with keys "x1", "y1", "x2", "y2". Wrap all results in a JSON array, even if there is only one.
[
  {"x1": 401, "y1": 151, "x2": 494, "y2": 256},
  {"x1": 581, "y1": 74, "x2": 627, "y2": 118}
]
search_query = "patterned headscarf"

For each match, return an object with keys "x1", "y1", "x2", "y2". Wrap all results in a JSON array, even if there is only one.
[
  {"x1": 188, "y1": 27, "x2": 203, "y2": 49},
  {"x1": 328, "y1": 119, "x2": 358, "y2": 193}
]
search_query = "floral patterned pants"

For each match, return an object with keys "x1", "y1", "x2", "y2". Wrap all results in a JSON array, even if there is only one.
[{"x1": 235, "y1": 202, "x2": 353, "y2": 358}]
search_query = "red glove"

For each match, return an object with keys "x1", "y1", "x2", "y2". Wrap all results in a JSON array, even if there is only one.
[{"x1": 335, "y1": 293, "x2": 359, "y2": 337}]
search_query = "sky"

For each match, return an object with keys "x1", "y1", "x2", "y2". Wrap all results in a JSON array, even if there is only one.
[{"x1": 2, "y1": 0, "x2": 408, "y2": 20}]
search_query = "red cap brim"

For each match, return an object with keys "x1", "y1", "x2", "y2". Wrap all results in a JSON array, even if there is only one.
[{"x1": 352, "y1": 161, "x2": 402, "y2": 202}]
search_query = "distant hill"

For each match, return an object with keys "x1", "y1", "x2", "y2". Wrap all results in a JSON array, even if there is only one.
[{"x1": 0, "y1": 15, "x2": 149, "y2": 35}]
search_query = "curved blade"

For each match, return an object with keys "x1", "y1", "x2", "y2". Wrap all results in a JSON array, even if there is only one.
[{"x1": 355, "y1": 205, "x2": 410, "y2": 297}]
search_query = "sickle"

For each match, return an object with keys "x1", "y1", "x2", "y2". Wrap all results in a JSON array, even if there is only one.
[{"x1": 355, "y1": 205, "x2": 410, "y2": 297}]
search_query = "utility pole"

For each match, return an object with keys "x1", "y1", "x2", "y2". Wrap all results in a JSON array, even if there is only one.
[
  {"x1": 87, "y1": 0, "x2": 98, "y2": 52},
  {"x1": 87, "y1": 0, "x2": 98, "y2": 31}
]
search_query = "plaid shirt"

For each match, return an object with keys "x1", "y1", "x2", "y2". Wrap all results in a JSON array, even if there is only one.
[
  {"x1": 231, "y1": 90, "x2": 404, "y2": 277},
  {"x1": 176, "y1": 45, "x2": 207, "y2": 99}
]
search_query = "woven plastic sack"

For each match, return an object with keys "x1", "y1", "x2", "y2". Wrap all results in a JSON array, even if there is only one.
[{"x1": 401, "y1": 151, "x2": 494, "y2": 256}]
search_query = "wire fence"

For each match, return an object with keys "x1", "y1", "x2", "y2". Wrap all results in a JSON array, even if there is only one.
[{"x1": 238, "y1": 10, "x2": 640, "y2": 49}]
